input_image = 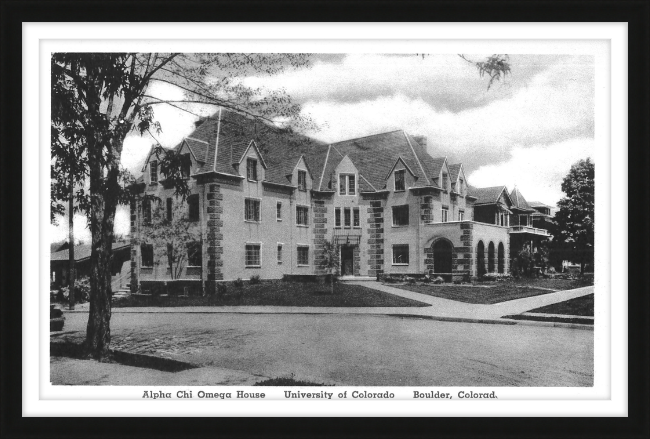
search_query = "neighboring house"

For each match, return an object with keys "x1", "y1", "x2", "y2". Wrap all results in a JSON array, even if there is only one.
[
  {"x1": 471, "y1": 185, "x2": 552, "y2": 272},
  {"x1": 50, "y1": 242, "x2": 131, "y2": 289},
  {"x1": 528, "y1": 200, "x2": 556, "y2": 230},
  {"x1": 129, "y1": 108, "x2": 514, "y2": 293}
]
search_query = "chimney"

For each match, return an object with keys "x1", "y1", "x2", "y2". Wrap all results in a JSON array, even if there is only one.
[{"x1": 413, "y1": 135, "x2": 427, "y2": 148}]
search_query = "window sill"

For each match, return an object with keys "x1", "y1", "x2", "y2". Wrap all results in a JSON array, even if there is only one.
[
  {"x1": 392, "y1": 263, "x2": 410, "y2": 266},
  {"x1": 297, "y1": 264, "x2": 310, "y2": 267},
  {"x1": 296, "y1": 224, "x2": 309, "y2": 228},
  {"x1": 298, "y1": 188, "x2": 307, "y2": 192},
  {"x1": 277, "y1": 219, "x2": 282, "y2": 222},
  {"x1": 245, "y1": 265, "x2": 261, "y2": 269},
  {"x1": 394, "y1": 189, "x2": 405, "y2": 193},
  {"x1": 277, "y1": 261, "x2": 283, "y2": 264},
  {"x1": 248, "y1": 179, "x2": 258, "y2": 183},
  {"x1": 391, "y1": 225, "x2": 410, "y2": 228},
  {"x1": 245, "y1": 220, "x2": 261, "y2": 224}
]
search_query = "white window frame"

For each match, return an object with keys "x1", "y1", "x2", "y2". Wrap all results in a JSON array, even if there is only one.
[
  {"x1": 244, "y1": 198, "x2": 261, "y2": 223},
  {"x1": 297, "y1": 245, "x2": 310, "y2": 266},
  {"x1": 423, "y1": 196, "x2": 434, "y2": 224},
  {"x1": 335, "y1": 207, "x2": 341, "y2": 228},
  {"x1": 277, "y1": 243, "x2": 283, "y2": 264},
  {"x1": 459, "y1": 209, "x2": 465, "y2": 222},
  {"x1": 276, "y1": 201, "x2": 282, "y2": 221},
  {"x1": 441, "y1": 207, "x2": 449, "y2": 223},
  {"x1": 296, "y1": 204, "x2": 309, "y2": 227},
  {"x1": 338, "y1": 173, "x2": 356, "y2": 195},
  {"x1": 245, "y1": 243, "x2": 262, "y2": 268},
  {"x1": 149, "y1": 160, "x2": 158, "y2": 183},
  {"x1": 392, "y1": 244, "x2": 410, "y2": 266},
  {"x1": 353, "y1": 207, "x2": 360, "y2": 228},
  {"x1": 246, "y1": 158, "x2": 258, "y2": 181},
  {"x1": 344, "y1": 207, "x2": 351, "y2": 228},
  {"x1": 394, "y1": 169, "x2": 406, "y2": 192},
  {"x1": 297, "y1": 170, "x2": 307, "y2": 191}
]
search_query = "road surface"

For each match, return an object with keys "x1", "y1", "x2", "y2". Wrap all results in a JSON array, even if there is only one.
[{"x1": 54, "y1": 312, "x2": 593, "y2": 386}]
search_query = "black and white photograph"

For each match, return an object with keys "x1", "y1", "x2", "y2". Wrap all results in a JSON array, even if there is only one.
[
  {"x1": 11, "y1": 18, "x2": 639, "y2": 422},
  {"x1": 48, "y1": 50, "x2": 596, "y2": 389}
]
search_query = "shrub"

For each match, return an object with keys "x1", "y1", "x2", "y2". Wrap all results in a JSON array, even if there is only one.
[
  {"x1": 432, "y1": 276, "x2": 444, "y2": 284},
  {"x1": 250, "y1": 275, "x2": 261, "y2": 285},
  {"x1": 60, "y1": 276, "x2": 91, "y2": 303},
  {"x1": 216, "y1": 283, "x2": 228, "y2": 297},
  {"x1": 233, "y1": 278, "x2": 244, "y2": 288},
  {"x1": 481, "y1": 272, "x2": 512, "y2": 282}
]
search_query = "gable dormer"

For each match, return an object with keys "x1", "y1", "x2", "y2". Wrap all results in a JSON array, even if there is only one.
[
  {"x1": 141, "y1": 145, "x2": 161, "y2": 185},
  {"x1": 335, "y1": 155, "x2": 359, "y2": 196},
  {"x1": 238, "y1": 140, "x2": 267, "y2": 182},
  {"x1": 290, "y1": 156, "x2": 313, "y2": 192},
  {"x1": 439, "y1": 160, "x2": 451, "y2": 193}
]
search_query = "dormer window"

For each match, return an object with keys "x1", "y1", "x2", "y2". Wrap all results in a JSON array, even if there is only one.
[
  {"x1": 394, "y1": 170, "x2": 405, "y2": 192},
  {"x1": 442, "y1": 173, "x2": 449, "y2": 192},
  {"x1": 459, "y1": 178, "x2": 465, "y2": 196},
  {"x1": 150, "y1": 160, "x2": 158, "y2": 184},
  {"x1": 339, "y1": 174, "x2": 356, "y2": 195},
  {"x1": 247, "y1": 158, "x2": 258, "y2": 181},
  {"x1": 298, "y1": 170, "x2": 307, "y2": 191},
  {"x1": 181, "y1": 154, "x2": 191, "y2": 179}
]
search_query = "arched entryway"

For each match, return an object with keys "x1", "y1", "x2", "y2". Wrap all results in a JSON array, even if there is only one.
[
  {"x1": 476, "y1": 240, "x2": 486, "y2": 278},
  {"x1": 498, "y1": 242, "x2": 505, "y2": 273},
  {"x1": 432, "y1": 239, "x2": 453, "y2": 281},
  {"x1": 487, "y1": 241, "x2": 495, "y2": 273}
]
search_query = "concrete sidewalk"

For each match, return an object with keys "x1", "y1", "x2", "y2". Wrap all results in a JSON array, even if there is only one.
[{"x1": 63, "y1": 282, "x2": 593, "y2": 329}]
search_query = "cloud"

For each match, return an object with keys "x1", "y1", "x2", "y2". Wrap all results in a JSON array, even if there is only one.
[{"x1": 467, "y1": 138, "x2": 595, "y2": 206}]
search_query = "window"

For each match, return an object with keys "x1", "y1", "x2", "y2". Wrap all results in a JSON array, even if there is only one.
[
  {"x1": 276, "y1": 201, "x2": 282, "y2": 221},
  {"x1": 150, "y1": 160, "x2": 158, "y2": 183},
  {"x1": 296, "y1": 205, "x2": 309, "y2": 226},
  {"x1": 245, "y1": 244, "x2": 261, "y2": 267},
  {"x1": 344, "y1": 208, "x2": 351, "y2": 228},
  {"x1": 392, "y1": 205, "x2": 409, "y2": 226},
  {"x1": 441, "y1": 207, "x2": 449, "y2": 223},
  {"x1": 335, "y1": 208, "x2": 341, "y2": 227},
  {"x1": 188, "y1": 194, "x2": 199, "y2": 222},
  {"x1": 442, "y1": 173, "x2": 449, "y2": 191},
  {"x1": 181, "y1": 154, "x2": 191, "y2": 179},
  {"x1": 298, "y1": 170, "x2": 307, "y2": 191},
  {"x1": 392, "y1": 244, "x2": 409, "y2": 265},
  {"x1": 339, "y1": 174, "x2": 356, "y2": 195},
  {"x1": 166, "y1": 198, "x2": 173, "y2": 222},
  {"x1": 353, "y1": 208, "x2": 360, "y2": 227},
  {"x1": 459, "y1": 210, "x2": 464, "y2": 221},
  {"x1": 297, "y1": 246, "x2": 309, "y2": 266},
  {"x1": 143, "y1": 198, "x2": 152, "y2": 225},
  {"x1": 394, "y1": 169, "x2": 405, "y2": 191},
  {"x1": 423, "y1": 196, "x2": 434, "y2": 224},
  {"x1": 141, "y1": 244, "x2": 154, "y2": 267},
  {"x1": 245, "y1": 198, "x2": 261, "y2": 222},
  {"x1": 277, "y1": 244, "x2": 283, "y2": 263},
  {"x1": 187, "y1": 242, "x2": 202, "y2": 267},
  {"x1": 459, "y1": 178, "x2": 465, "y2": 196},
  {"x1": 246, "y1": 158, "x2": 258, "y2": 181}
]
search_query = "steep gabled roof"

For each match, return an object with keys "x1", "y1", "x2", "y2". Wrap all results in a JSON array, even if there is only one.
[
  {"x1": 322, "y1": 130, "x2": 434, "y2": 191},
  {"x1": 509, "y1": 187, "x2": 536, "y2": 211},
  {"x1": 183, "y1": 138, "x2": 209, "y2": 162},
  {"x1": 448, "y1": 163, "x2": 462, "y2": 183},
  {"x1": 470, "y1": 185, "x2": 511, "y2": 205}
]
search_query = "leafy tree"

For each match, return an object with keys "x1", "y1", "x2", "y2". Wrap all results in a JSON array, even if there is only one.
[
  {"x1": 458, "y1": 54, "x2": 511, "y2": 90},
  {"x1": 554, "y1": 158, "x2": 595, "y2": 275},
  {"x1": 51, "y1": 53, "x2": 313, "y2": 358},
  {"x1": 319, "y1": 240, "x2": 340, "y2": 295},
  {"x1": 139, "y1": 199, "x2": 202, "y2": 282}
]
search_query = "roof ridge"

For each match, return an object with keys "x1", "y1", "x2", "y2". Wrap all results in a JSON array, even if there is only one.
[
  {"x1": 331, "y1": 145, "x2": 345, "y2": 158},
  {"x1": 403, "y1": 131, "x2": 431, "y2": 185},
  {"x1": 186, "y1": 136, "x2": 209, "y2": 144},
  {"x1": 318, "y1": 145, "x2": 332, "y2": 191},
  {"x1": 359, "y1": 173, "x2": 377, "y2": 191},
  {"x1": 329, "y1": 129, "x2": 403, "y2": 145}
]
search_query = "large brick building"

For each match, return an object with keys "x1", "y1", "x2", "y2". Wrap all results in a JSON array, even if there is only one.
[{"x1": 129, "y1": 108, "x2": 531, "y2": 294}]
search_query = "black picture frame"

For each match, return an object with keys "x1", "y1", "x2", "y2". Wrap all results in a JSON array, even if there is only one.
[{"x1": 1, "y1": 1, "x2": 648, "y2": 438}]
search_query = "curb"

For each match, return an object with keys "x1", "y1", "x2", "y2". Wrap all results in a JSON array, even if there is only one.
[{"x1": 388, "y1": 314, "x2": 594, "y2": 330}]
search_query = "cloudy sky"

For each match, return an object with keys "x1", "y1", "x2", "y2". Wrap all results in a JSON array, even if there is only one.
[{"x1": 52, "y1": 53, "x2": 595, "y2": 243}]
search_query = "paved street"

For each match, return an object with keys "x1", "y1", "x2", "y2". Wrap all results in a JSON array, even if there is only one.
[{"x1": 54, "y1": 312, "x2": 593, "y2": 386}]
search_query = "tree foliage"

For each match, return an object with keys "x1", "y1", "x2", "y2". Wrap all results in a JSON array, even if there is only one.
[
  {"x1": 139, "y1": 199, "x2": 202, "y2": 280},
  {"x1": 319, "y1": 240, "x2": 340, "y2": 295},
  {"x1": 554, "y1": 158, "x2": 595, "y2": 273},
  {"x1": 50, "y1": 52, "x2": 314, "y2": 357},
  {"x1": 458, "y1": 54, "x2": 511, "y2": 90}
]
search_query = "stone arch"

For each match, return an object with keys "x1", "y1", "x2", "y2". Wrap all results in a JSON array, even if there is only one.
[
  {"x1": 498, "y1": 242, "x2": 505, "y2": 273},
  {"x1": 476, "y1": 240, "x2": 486, "y2": 278},
  {"x1": 487, "y1": 241, "x2": 495, "y2": 273},
  {"x1": 432, "y1": 238, "x2": 453, "y2": 280}
]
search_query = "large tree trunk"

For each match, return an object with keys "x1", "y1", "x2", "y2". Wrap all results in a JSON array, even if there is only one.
[{"x1": 68, "y1": 170, "x2": 75, "y2": 310}]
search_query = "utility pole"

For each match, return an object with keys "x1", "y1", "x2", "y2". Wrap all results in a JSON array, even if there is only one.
[{"x1": 68, "y1": 163, "x2": 75, "y2": 310}]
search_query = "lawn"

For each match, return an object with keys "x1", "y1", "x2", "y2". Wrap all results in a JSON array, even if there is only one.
[
  {"x1": 527, "y1": 294, "x2": 594, "y2": 316},
  {"x1": 506, "y1": 278, "x2": 593, "y2": 291},
  {"x1": 112, "y1": 281, "x2": 430, "y2": 308},
  {"x1": 393, "y1": 282, "x2": 554, "y2": 305}
]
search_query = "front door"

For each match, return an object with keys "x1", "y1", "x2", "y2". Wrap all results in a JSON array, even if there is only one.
[{"x1": 341, "y1": 246, "x2": 354, "y2": 276}]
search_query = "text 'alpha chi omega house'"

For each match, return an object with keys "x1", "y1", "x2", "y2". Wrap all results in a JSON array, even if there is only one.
[{"x1": 129, "y1": 108, "x2": 551, "y2": 295}]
